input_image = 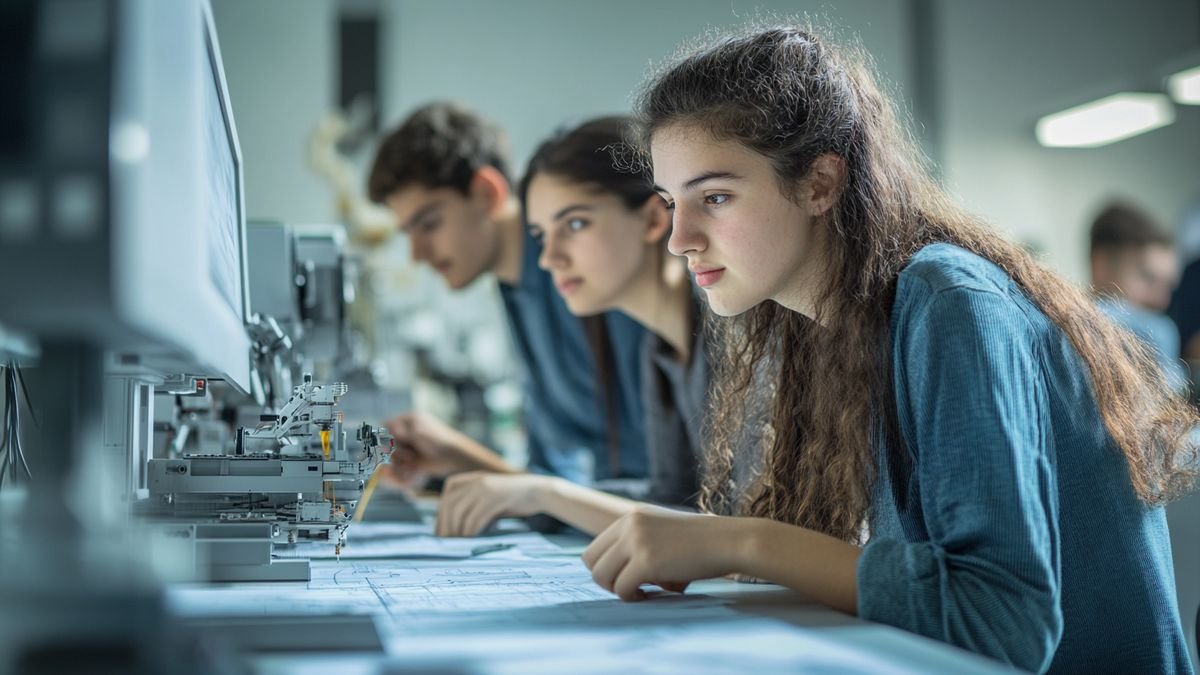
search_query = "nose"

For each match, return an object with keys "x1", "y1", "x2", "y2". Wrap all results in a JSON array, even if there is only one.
[
  {"x1": 537, "y1": 230, "x2": 569, "y2": 271},
  {"x1": 409, "y1": 234, "x2": 430, "y2": 263},
  {"x1": 666, "y1": 203, "x2": 705, "y2": 257}
]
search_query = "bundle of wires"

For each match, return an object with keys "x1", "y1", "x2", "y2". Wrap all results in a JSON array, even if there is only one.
[{"x1": 0, "y1": 361, "x2": 36, "y2": 490}]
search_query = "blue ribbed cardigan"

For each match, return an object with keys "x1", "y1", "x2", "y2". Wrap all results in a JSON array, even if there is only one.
[{"x1": 857, "y1": 243, "x2": 1192, "y2": 674}]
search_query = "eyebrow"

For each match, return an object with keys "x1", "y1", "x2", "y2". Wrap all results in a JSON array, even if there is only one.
[
  {"x1": 402, "y1": 202, "x2": 443, "y2": 231},
  {"x1": 654, "y1": 171, "x2": 744, "y2": 196},
  {"x1": 552, "y1": 204, "x2": 594, "y2": 221}
]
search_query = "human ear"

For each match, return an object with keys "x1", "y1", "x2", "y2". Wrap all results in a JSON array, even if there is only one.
[
  {"x1": 805, "y1": 154, "x2": 847, "y2": 217},
  {"x1": 469, "y1": 165, "x2": 511, "y2": 216},
  {"x1": 641, "y1": 194, "x2": 671, "y2": 245}
]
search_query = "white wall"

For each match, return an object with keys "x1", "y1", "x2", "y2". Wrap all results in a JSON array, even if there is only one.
[
  {"x1": 211, "y1": 0, "x2": 337, "y2": 223},
  {"x1": 937, "y1": 0, "x2": 1200, "y2": 282},
  {"x1": 380, "y1": 0, "x2": 914, "y2": 177},
  {"x1": 210, "y1": 0, "x2": 1200, "y2": 281}
]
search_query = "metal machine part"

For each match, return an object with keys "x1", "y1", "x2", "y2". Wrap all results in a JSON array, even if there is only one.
[
  {"x1": 144, "y1": 374, "x2": 390, "y2": 581},
  {"x1": 293, "y1": 225, "x2": 351, "y2": 370},
  {"x1": 245, "y1": 312, "x2": 296, "y2": 410},
  {"x1": 246, "y1": 221, "x2": 353, "y2": 374}
]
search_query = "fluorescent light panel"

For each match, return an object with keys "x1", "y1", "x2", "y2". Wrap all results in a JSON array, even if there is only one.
[
  {"x1": 1167, "y1": 65, "x2": 1200, "y2": 105},
  {"x1": 1036, "y1": 93, "x2": 1174, "y2": 148}
]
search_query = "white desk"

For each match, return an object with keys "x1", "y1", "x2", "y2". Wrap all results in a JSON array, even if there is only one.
[{"x1": 167, "y1": 516, "x2": 1017, "y2": 675}]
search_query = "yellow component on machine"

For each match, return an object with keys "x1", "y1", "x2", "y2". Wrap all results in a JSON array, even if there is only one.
[
  {"x1": 353, "y1": 468, "x2": 383, "y2": 523},
  {"x1": 320, "y1": 429, "x2": 331, "y2": 458}
]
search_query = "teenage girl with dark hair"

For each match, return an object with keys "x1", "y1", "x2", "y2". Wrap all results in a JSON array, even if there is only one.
[{"x1": 579, "y1": 25, "x2": 1197, "y2": 674}]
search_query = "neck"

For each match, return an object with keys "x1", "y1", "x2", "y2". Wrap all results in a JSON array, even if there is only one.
[
  {"x1": 774, "y1": 227, "x2": 830, "y2": 326},
  {"x1": 491, "y1": 200, "x2": 524, "y2": 285},
  {"x1": 618, "y1": 249, "x2": 692, "y2": 363},
  {"x1": 774, "y1": 269, "x2": 824, "y2": 322}
]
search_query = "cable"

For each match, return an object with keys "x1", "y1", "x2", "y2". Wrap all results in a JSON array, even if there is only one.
[
  {"x1": 13, "y1": 364, "x2": 38, "y2": 429},
  {"x1": 6, "y1": 364, "x2": 14, "y2": 486},
  {"x1": 11, "y1": 370, "x2": 30, "y2": 480},
  {"x1": 1, "y1": 364, "x2": 13, "y2": 489},
  {"x1": 2, "y1": 363, "x2": 12, "y2": 488},
  {"x1": 0, "y1": 363, "x2": 32, "y2": 487}
]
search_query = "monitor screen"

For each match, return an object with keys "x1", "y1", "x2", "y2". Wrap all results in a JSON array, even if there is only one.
[{"x1": 202, "y1": 28, "x2": 244, "y2": 324}]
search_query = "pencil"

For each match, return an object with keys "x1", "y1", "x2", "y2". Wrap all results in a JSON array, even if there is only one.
[{"x1": 353, "y1": 467, "x2": 383, "y2": 523}]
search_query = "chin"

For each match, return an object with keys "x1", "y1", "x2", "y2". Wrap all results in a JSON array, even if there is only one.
[
  {"x1": 564, "y1": 296, "x2": 605, "y2": 318},
  {"x1": 703, "y1": 289, "x2": 758, "y2": 317},
  {"x1": 443, "y1": 268, "x2": 482, "y2": 290}
]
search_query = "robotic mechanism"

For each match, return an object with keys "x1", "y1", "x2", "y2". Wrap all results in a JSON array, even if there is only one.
[{"x1": 145, "y1": 374, "x2": 390, "y2": 581}]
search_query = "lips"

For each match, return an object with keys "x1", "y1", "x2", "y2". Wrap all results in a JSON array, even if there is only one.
[
  {"x1": 433, "y1": 260, "x2": 453, "y2": 273},
  {"x1": 556, "y1": 277, "x2": 584, "y2": 295},
  {"x1": 691, "y1": 265, "x2": 725, "y2": 288}
]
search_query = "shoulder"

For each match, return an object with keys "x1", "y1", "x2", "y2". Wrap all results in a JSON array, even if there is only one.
[
  {"x1": 898, "y1": 243, "x2": 1015, "y2": 297},
  {"x1": 893, "y1": 243, "x2": 1039, "y2": 341}
]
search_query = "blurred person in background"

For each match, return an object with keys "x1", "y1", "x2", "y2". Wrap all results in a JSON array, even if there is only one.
[{"x1": 1089, "y1": 200, "x2": 1187, "y2": 391}]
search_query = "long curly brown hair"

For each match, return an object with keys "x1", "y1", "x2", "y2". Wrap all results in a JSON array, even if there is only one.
[{"x1": 632, "y1": 25, "x2": 1199, "y2": 543}]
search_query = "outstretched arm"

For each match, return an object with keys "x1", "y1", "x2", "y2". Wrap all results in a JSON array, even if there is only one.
[{"x1": 436, "y1": 472, "x2": 642, "y2": 537}]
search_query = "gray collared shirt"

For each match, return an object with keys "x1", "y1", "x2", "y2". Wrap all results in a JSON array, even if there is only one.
[{"x1": 639, "y1": 295, "x2": 709, "y2": 507}]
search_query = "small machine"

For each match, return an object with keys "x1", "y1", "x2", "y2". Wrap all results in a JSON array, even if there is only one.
[{"x1": 145, "y1": 374, "x2": 390, "y2": 581}]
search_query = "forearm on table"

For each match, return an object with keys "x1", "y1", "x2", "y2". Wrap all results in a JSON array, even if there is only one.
[
  {"x1": 452, "y1": 434, "x2": 521, "y2": 474},
  {"x1": 730, "y1": 517, "x2": 861, "y2": 615},
  {"x1": 535, "y1": 477, "x2": 640, "y2": 536}
]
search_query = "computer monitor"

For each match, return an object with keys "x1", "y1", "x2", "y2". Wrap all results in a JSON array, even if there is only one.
[{"x1": 0, "y1": 0, "x2": 251, "y2": 392}]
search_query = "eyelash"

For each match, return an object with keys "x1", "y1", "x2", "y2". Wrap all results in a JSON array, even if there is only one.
[
  {"x1": 660, "y1": 194, "x2": 730, "y2": 211},
  {"x1": 529, "y1": 218, "x2": 588, "y2": 243}
]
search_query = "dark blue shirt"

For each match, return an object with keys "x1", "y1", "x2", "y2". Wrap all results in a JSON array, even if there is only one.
[
  {"x1": 858, "y1": 243, "x2": 1191, "y2": 674},
  {"x1": 497, "y1": 227, "x2": 647, "y2": 483},
  {"x1": 1170, "y1": 258, "x2": 1200, "y2": 358}
]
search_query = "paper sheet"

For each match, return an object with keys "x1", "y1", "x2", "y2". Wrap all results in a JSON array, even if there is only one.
[
  {"x1": 169, "y1": 557, "x2": 733, "y2": 628},
  {"x1": 305, "y1": 556, "x2": 736, "y2": 629},
  {"x1": 273, "y1": 530, "x2": 561, "y2": 560}
]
